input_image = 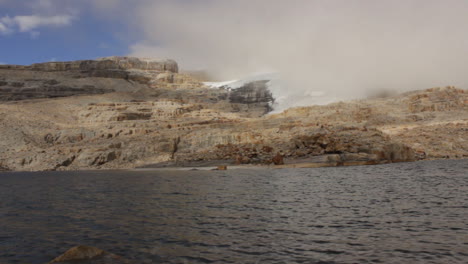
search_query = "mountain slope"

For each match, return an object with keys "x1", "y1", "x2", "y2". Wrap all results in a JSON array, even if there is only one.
[{"x1": 0, "y1": 57, "x2": 466, "y2": 171}]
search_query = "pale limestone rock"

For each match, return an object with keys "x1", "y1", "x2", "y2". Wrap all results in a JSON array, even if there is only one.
[{"x1": 0, "y1": 57, "x2": 466, "y2": 171}]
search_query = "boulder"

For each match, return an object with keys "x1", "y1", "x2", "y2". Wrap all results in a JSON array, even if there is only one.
[{"x1": 48, "y1": 245, "x2": 133, "y2": 264}]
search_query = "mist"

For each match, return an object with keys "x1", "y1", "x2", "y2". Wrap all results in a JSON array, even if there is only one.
[
  {"x1": 125, "y1": 0, "x2": 468, "y2": 108},
  {"x1": 22, "y1": 0, "x2": 468, "y2": 109}
]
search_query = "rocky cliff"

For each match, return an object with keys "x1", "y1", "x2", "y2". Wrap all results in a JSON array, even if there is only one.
[{"x1": 0, "y1": 57, "x2": 466, "y2": 171}]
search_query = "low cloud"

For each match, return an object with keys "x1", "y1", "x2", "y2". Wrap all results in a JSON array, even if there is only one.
[
  {"x1": 0, "y1": 14, "x2": 74, "y2": 35},
  {"x1": 127, "y1": 0, "x2": 468, "y2": 108}
]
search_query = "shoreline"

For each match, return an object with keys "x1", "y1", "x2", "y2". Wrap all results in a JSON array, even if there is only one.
[
  {"x1": 131, "y1": 157, "x2": 467, "y2": 172},
  {"x1": 0, "y1": 158, "x2": 466, "y2": 173}
]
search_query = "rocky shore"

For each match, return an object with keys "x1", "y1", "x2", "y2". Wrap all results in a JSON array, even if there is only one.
[{"x1": 0, "y1": 57, "x2": 466, "y2": 172}]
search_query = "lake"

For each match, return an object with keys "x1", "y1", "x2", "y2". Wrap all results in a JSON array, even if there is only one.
[{"x1": 1, "y1": 159, "x2": 467, "y2": 264}]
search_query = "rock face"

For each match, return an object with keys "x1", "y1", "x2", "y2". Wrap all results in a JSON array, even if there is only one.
[
  {"x1": 0, "y1": 57, "x2": 466, "y2": 171},
  {"x1": 0, "y1": 57, "x2": 179, "y2": 101},
  {"x1": 29, "y1": 56, "x2": 178, "y2": 73},
  {"x1": 228, "y1": 80, "x2": 274, "y2": 114}
]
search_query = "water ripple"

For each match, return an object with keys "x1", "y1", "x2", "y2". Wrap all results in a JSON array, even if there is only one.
[{"x1": 0, "y1": 159, "x2": 467, "y2": 264}]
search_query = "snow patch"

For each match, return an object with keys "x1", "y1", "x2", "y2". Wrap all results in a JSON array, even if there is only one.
[
  {"x1": 204, "y1": 80, "x2": 238, "y2": 88},
  {"x1": 204, "y1": 73, "x2": 338, "y2": 113}
]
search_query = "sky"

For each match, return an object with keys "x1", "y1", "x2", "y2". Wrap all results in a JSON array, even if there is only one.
[
  {"x1": 0, "y1": 0, "x2": 133, "y2": 64},
  {"x1": 1, "y1": 0, "x2": 468, "y2": 106}
]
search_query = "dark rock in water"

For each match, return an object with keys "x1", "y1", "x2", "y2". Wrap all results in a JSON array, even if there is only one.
[{"x1": 48, "y1": 245, "x2": 133, "y2": 264}]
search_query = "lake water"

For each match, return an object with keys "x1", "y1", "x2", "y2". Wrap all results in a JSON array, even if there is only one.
[{"x1": 1, "y1": 159, "x2": 467, "y2": 264}]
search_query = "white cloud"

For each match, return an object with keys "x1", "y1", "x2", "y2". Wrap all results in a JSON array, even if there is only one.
[
  {"x1": 14, "y1": 14, "x2": 73, "y2": 32},
  {"x1": 127, "y1": 0, "x2": 468, "y2": 108},
  {"x1": 0, "y1": 14, "x2": 74, "y2": 36}
]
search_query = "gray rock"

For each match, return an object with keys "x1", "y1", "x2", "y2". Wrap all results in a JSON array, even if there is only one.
[{"x1": 30, "y1": 56, "x2": 178, "y2": 73}]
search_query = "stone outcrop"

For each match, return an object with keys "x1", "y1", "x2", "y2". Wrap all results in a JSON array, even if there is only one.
[
  {"x1": 407, "y1": 86, "x2": 467, "y2": 113},
  {"x1": 227, "y1": 80, "x2": 274, "y2": 114},
  {"x1": 0, "y1": 57, "x2": 466, "y2": 171},
  {"x1": 0, "y1": 57, "x2": 179, "y2": 101},
  {"x1": 0, "y1": 57, "x2": 273, "y2": 117},
  {"x1": 0, "y1": 84, "x2": 112, "y2": 101},
  {"x1": 29, "y1": 56, "x2": 178, "y2": 73},
  {"x1": 176, "y1": 125, "x2": 415, "y2": 167}
]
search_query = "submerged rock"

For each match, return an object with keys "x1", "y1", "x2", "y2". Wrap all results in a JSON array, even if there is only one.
[{"x1": 48, "y1": 245, "x2": 133, "y2": 264}]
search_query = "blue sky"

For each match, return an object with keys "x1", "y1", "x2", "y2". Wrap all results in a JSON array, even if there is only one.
[{"x1": 0, "y1": 1, "x2": 134, "y2": 65}]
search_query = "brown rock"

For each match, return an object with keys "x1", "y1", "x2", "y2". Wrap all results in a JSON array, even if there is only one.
[
  {"x1": 49, "y1": 245, "x2": 104, "y2": 263},
  {"x1": 48, "y1": 245, "x2": 133, "y2": 264},
  {"x1": 235, "y1": 155, "x2": 251, "y2": 165},
  {"x1": 272, "y1": 152, "x2": 284, "y2": 165}
]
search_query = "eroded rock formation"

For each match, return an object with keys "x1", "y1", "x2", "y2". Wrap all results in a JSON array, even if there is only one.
[{"x1": 0, "y1": 57, "x2": 466, "y2": 171}]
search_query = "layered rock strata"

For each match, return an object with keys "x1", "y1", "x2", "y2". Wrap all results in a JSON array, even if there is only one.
[
  {"x1": 0, "y1": 57, "x2": 178, "y2": 101},
  {"x1": 0, "y1": 57, "x2": 466, "y2": 171}
]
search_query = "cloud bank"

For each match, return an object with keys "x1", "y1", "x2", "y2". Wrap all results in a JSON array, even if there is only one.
[{"x1": 125, "y1": 0, "x2": 468, "y2": 108}]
